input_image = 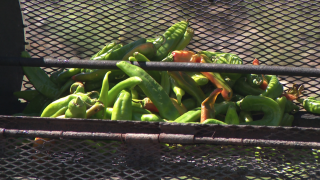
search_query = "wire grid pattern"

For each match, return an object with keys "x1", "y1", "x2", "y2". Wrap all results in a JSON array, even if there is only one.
[
  {"x1": 0, "y1": 137, "x2": 319, "y2": 179},
  {"x1": 19, "y1": 0, "x2": 320, "y2": 99}
]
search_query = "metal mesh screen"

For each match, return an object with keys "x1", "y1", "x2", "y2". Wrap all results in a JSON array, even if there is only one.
[
  {"x1": 1, "y1": 137, "x2": 320, "y2": 179},
  {"x1": 19, "y1": 0, "x2": 320, "y2": 98},
  {"x1": 11, "y1": 1, "x2": 320, "y2": 178}
]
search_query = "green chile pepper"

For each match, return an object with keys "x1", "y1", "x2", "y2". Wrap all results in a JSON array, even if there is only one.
[
  {"x1": 224, "y1": 102, "x2": 240, "y2": 125},
  {"x1": 279, "y1": 113, "x2": 294, "y2": 126},
  {"x1": 41, "y1": 92, "x2": 98, "y2": 117},
  {"x1": 117, "y1": 61, "x2": 180, "y2": 120},
  {"x1": 49, "y1": 68, "x2": 64, "y2": 86},
  {"x1": 233, "y1": 77, "x2": 264, "y2": 96},
  {"x1": 239, "y1": 111, "x2": 253, "y2": 123},
  {"x1": 106, "y1": 106, "x2": 152, "y2": 120},
  {"x1": 260, "y1": 75, "x2": 283, "y2": 99},
  {"x1": 53, "y1": 79, "x2": 75, "y2": 100},
  {"x1": 141, "y1": 114, "x2": 165, "y2": 122},
  {"x1": 92, "y1": 43, "x2": 123, "y2": 60},
  {"x1": 237, "y1": 95, "x2": 282, "y2": 126},
  {"x1": 168, "y1": 71, "x2": 206, "y2": 106},
  {"x1": 276, "y1": 96, "x2": 287, "y2": 121},
  {"x1": 70, "y1": 82, "x2": 85, "y2": 94},
  {"x1": 23, "y1": 66, "x2": 60, "y2": 99},
  {"x1": 101, "y1": 38, "x2": 146, "y2": 60},
  {"x1": 56, "y1": 68, "x2": 81, "y2": 84},
  {"x1": 65, "y1": 96, "x2": 87, "y2": 118},
  {"x1": 174, "y1": 107, "x2": 201, "y2": 123},
  {"x1": 284, "y1": 100, "x2": 300, "y2": 114},
  {"x1": 215, "y1": 101, "x2": 240, "y2": 117},
  {"x1": 170, "y1": 76, "x2": 185, "y2": 105},
  {"x1": 133, "y1": 51, "x2": 151, "y2": 62},
  {"x1": 131, "y1": 88, "x2": 139, "y2": 99},
  {"x1": 22, "y1": 93, "x2": 51, "y2": 116},
  {"x1": 85, "y1": 102, "x2": 105, "y2": 119},
  {"x1": 153, "y1": 20, "x2": 189, "y2": 61},
  {"x1": 298, "y1": 97, "x2": 320, "y2": 114},
  {"x1": 199, "y1": 51, "x2": 243, "y2": 87},
  {"x1": 111, "y1": 89, "x2": 132, "y2": 120},
  {"x1": 90, "y1": 72, "x2": 112, "y2": 119},
  {"x1": 91, "y1": 41, "x2": 117, "y2": 59},
  {"x1": 161, "y1": 71, "x2": 171, "y2": 95},
  {"x1": 50, "y1": 106, "x2": 68, "y2": 118},
  {"x1": 185, "y1": 71, "x2": 209, "y2": 86},
  {"x1": 122, "y1": 36, "x2": 164, "y2": 60},
  {"x1": 13, "y1": 90, "x2": 40, "y2": 102},
  {"x1": 181, "y1": 98, "x2": 197, "y2": 111},
  {"x1": 246, "y1": 73, "x2": 263, "y2": 88},
  {"x1": 174, "y1": 27, "x2": 194, "y2": 50},
  {"x1": 202, "y1": 119, "x2": 227, "y2": 125},
  {"x1": 72, "y1": 69, "x2": 126, "y2": 82},
  {"x1": 106, "y1": 76, "x2": 142, "y2": 107}
]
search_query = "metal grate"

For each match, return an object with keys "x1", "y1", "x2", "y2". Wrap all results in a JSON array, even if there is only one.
[
  {"x1": 1, "y1": 136, "x2": 320, "y2": 179},
  {"x1": 19, "y1": 0, "x2": 320, "y2": 98},
  {"x1": 11, "y1": 1, "x2": 320, "y2": 179}
]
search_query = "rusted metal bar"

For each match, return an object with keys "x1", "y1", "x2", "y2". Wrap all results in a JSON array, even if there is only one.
[
  {"x1": 159, "y1": 133, "x2": 194, "y2": 144},
  {"x1": 3, "y1": 129, "x2": 123, "y2": 141},
  {"x1": 3, "y1": 128, "x2": 320, "y2": 148},
  {"x1": 125, "y1": 133, "x2": 159, "y2": 143},
  {"x1": 1, "y1": 57, "x2": 320, "y2": 77},
  {"x1": 195, "y1": 137, "x2": 320, "y2": 149}
]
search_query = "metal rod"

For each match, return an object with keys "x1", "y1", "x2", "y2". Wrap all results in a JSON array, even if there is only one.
[{"x1": 1, "y1": 57, "x2": 320, "y2": 76}]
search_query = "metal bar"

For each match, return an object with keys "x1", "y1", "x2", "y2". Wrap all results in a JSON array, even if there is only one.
[
  {"x1": 3, "y1": 129, "x2": 123, "y2": 141},
  {"x1": 125, "y1": 133, "x2": 159, "y2": 143},
  {"x1": 195, "y1": 137, "x2": 320, "y2": 149},
  {"x1": 1, "y1": 57, "x2": 320, "y2": 77},
  {"x1": 4, "y1": 128, "x2": 320, "y2": 148}
]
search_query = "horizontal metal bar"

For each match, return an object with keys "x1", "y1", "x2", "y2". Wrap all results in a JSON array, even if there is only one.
[
  {"x1": 1, "y1": 57, "x2": 320, "y2": 77},
  {"x1": 3, "y1": 128, "x2": 320, "y2": 148},
  {"x1": 194, "y1": 137, "x2": 320, "y2": 149}
]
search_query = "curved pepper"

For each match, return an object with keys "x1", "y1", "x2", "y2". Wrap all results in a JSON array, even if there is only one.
[
  {"x1": 201, "y1": 88, "x2": 222, "y2": 123},
  {"x1": 298, "y1": 97, "x2": 320, "y2": 114},
  {"x1": 237, "y1": 95, "x2": 282, "y2": 126},
  {"x1": 153, "y1": 20, "x2": 189, "y2": 61},
  {"x1": 122, "y1": 35, "x2": 165, "y2": 60},
  {"x1": 199, "y1": 51, "x2": 243, "y2": 87},
  {"x1": 65, "y1": 96, "x2": 87, "y2": 118},
  {"x1": 91, "y1": 41, "x2": 117, "y2": 59},
  {"x1": 170, "y1": 76, "x2": 185, "y2": 105},
  {"x1": 202, "y1": 119, "x2": 227, "y2": 125},
  {"x1": 70, "y1": 82, "x2": 85, "y2": 94},
  {"x1": 105, "y1": 76, "x2": 142, "y2": 107},
  {"x1": 224, "y1": 102, "x2": 240, "y2": 125},
  {"x1": 141, "y1": 114, "x2": 165, "y2": 122},
  {"x1": 168, "y1": 71, "x2": 206, "y2": 106},
  {"x1": 111, "y1": 89, "x2": 132, "y2": 120},
  {"x1": 239, "y1": 111, "x2": 253, "y2": 123},
  {"x1": 174, "y1": 107, "x2": 201, "y2": 123},
  {"x1": 233, "y1": 77, "x2": 264, "y2": 96},
  {"x1": 117, "y1": 61, "x2": 180, "y2": 120},
  {"x1": 40, "y1": 92, "x2": 98, "y2": 117},
  {"x1": 260, "y1": 75, "x2": 283, "y2": 100},
  {"x1": 174, "y1": 27, "x2": 194, "y2": 50}
]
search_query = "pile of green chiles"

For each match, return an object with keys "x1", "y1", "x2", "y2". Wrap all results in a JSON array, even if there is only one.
[{"x1": 15, "y1": 20, "x2": 317, "y2": 127}]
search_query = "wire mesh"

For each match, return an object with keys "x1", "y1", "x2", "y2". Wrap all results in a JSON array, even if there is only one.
[
  {"x1": 19, "y1": 0, "x2": 320, "y2": 98},
  {"x1": 11, "y1": 0, "x2": 320, "y2": 178},
  {"x1": 1, "y1": 137, "x2": 320, "y2": 179}
]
